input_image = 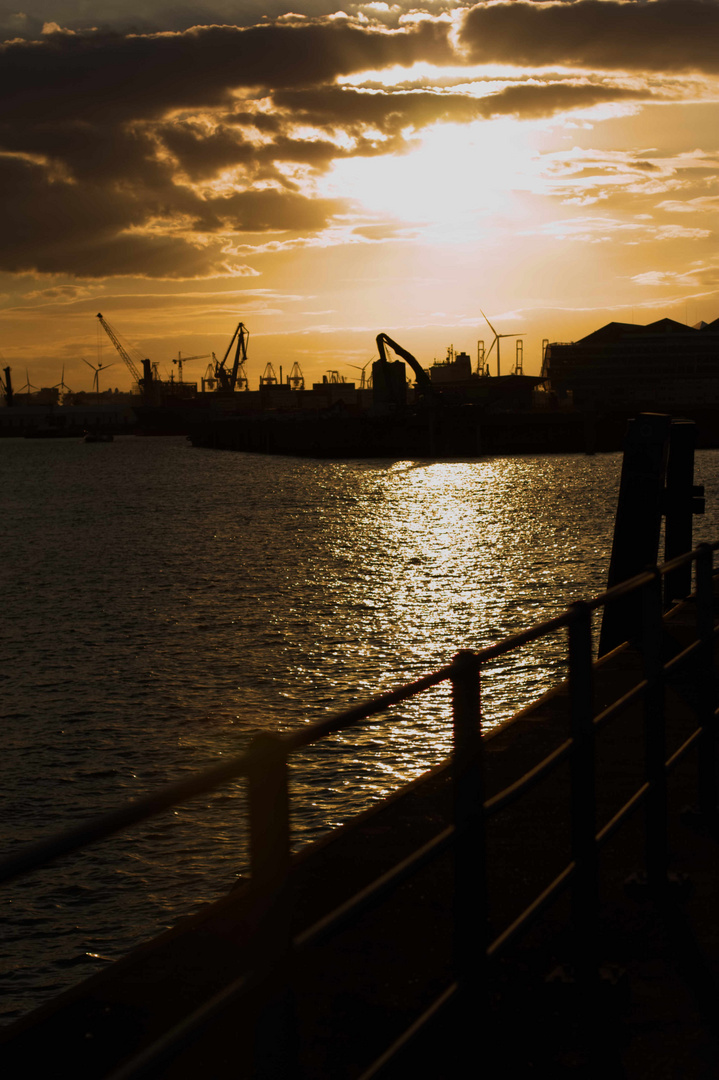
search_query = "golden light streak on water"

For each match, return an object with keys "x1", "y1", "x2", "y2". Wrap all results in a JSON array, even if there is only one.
[{"x1": 4, "y1": 440, "x2": 719, "y2": 1021}]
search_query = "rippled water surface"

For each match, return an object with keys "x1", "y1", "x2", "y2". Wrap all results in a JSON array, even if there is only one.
[{"x1": 2, "y1": 436, "x2": 719, "y2": 1021}]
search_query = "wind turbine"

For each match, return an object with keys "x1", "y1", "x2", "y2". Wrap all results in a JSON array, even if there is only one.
[
  {"x1": 83, "y1": 357, "x2": 115, "y2": 397},
  {"x1": 480, "y1": 310, "x2": 524, "y2": 378},
  {"x1": 346, "y1": 357, "x2": 374, "y2": 389},
  {"x1": 53, "y1": 365, "x2": 73, "y2": 401},
  {"x1": 18, "y1": 368, "x2": 40, "y2": 400}
]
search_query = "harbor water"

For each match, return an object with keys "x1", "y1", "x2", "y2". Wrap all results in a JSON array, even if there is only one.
[{"x1": 3, "y1": 435, "x2": 719, "y2": 1023}]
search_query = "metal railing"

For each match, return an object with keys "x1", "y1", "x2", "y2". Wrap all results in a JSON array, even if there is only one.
[{"x1": 1, "y1": 543, "x2": 718, "y2": 1079}]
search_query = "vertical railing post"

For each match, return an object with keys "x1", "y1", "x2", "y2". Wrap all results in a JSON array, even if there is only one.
[
  {"x1": 695, "y1": 544, "x2": 717, "y2": 820},
  {"x1": 247, "y1": 732, "x2": 295, "y2": 1079},
  {"x1": 568, "y1": 601, "x2": 599, "y2": 989},
  {"x1": 451, "y1": 650, "x2": 488, "y2": 1019},
  {"x1": 641, "y1": 567, "x2": 668, "y2": 890}
]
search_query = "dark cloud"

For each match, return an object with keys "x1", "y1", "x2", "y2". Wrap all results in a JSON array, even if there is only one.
[
  {"x1": 477, "y1": 81, "x2": 650, "y2": 119},
  {"x1": 0, "y1": 20, "x2": 453, "y2": 125},
  {"x1": 154, "y1": 121, "x2": 343, "y2": 181},
  {"x1": 0, "y1": 150, "x2": 345, "y2": 276},
  {"x1": 274, "y1": 79, "x2": 646, "y2": 132},
  {"x1": 0, "y1": 11, "x2": 672, "y2": 281},
  {"x1": 272, "y1": 86, "x2": 482, "y2": 131},
  {"x1": 0, "y1": 1, "x2": 363, "y2": 40},
  {"x1": 461, "y1": 0, "x2": 719, "y2": 74},
  {"x1": 0, "y1": 18, "x2": 453, "y2": 277},
  {"x1": 197, "y1": 189, "x2": 348, "y2": 233},
  {"x1": 0, "y1": 174, "x2": 194, "y2": 278}
]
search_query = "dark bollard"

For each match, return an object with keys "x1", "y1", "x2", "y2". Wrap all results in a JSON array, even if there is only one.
[{"x1": 599, "y1": 414, "x2": 671, "y2": 656}]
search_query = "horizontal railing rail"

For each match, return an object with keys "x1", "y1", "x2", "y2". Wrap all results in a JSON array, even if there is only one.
[{"x1": 2, "y1": 541, "x2": 718, "y2": 1080}]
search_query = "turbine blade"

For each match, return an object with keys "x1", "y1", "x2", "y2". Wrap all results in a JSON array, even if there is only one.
[{"x1": 480, "y1": 309, "x2": 498, "y2": 337}]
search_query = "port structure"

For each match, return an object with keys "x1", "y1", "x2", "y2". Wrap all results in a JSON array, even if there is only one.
[
  {"x1": 476, "y1": 339, "x2": 487, "y2": 377},
  {"x1": 259, "y1": 362, "x2": 278, "y2": 387},
  {"x1": 171, "y1": 352, "x2": 210, "y2": 383},
  {"x1": 514, "y1": 339, "x2": 524, "y2": 375},
  {"x1": 96, "y1": 313, "x2": 147, "y2": 389},
  {"x1": 287, "y1": 362, "x2": 304, "y2": 390},
  {"x1": 376, "y1": 332, "x2": 433, "y2": 398},
  {"x1": 213, "y1": 321, "x2": 250, "y2": 392}
]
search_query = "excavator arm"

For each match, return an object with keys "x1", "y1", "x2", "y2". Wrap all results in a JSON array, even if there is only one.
[{"x1": 376, "y1": 333, "x2": 432, "y2": 397}]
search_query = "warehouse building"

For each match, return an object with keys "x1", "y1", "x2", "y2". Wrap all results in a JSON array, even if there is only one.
[{"x1": 545, "y1": 318, "x2": 719, "y2": 412}]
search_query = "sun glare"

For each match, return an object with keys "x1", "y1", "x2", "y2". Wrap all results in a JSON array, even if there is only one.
[
  {"x1": 323, "y1": 118, "x2": 540, "y2": 233},
  {"x1": 337, "y1": 62, "x2": 555, "y2": 89}
]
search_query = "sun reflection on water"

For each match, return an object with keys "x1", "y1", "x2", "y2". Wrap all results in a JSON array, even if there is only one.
[
  {"x1": 283, "y1": 455, "x2": 626, "y2": 840},
  {"x1": 8, "y1": 441, "x2": 719, "y2": 1019}
]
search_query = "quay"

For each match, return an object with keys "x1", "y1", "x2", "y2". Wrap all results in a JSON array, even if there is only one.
[{"x1": 187, "y1": 404, "x2": 719, "y2": 457}]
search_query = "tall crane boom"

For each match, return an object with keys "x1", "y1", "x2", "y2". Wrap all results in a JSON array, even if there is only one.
[
  {"x1": 96, "y1": 313, "x2": 144, "y2": 385},
  {"x1": 216, "y1": 322, "x2": 249, "y2": 392}
]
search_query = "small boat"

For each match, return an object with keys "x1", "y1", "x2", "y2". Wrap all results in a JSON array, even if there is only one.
[{"x1": 84, "y1": 431, "x2": 114, "y2": 443}]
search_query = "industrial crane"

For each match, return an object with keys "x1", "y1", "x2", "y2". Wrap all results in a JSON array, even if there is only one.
[
  {"x1": 96, "y1": 313, "x2": 150, "y2": 392},
  {"x1": 287, "y1": 362, "x2": 304, "y2": 390},
  {"x1": 259, "y1": 362, "x2": 278, "y2": 386},
  {"x1": 214, "y1": 321, "x2": 250, "y2": 392},
  {"x1": 376, "y1": 333, "x2": 432, "y2": 398},
  {"x1": 171, "y1": 352, "x2": 210, "y2": 383}
]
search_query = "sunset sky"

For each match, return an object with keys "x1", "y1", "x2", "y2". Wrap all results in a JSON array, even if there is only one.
[{"x1": 2, "y1": 0, "x2": 719, "y2": 392}]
